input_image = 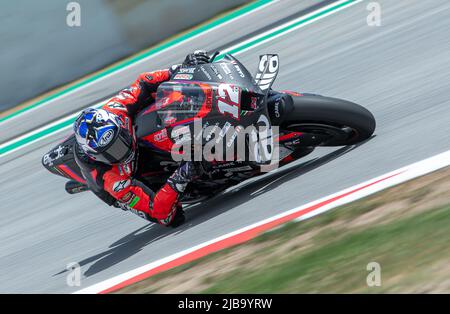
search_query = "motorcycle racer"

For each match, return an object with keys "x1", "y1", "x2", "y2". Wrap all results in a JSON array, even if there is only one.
[
  {"x1": 42, "y1": 51, "x2": 376, "y2": 232},
  {"x1": 72, "y1": 50, "x2": 210, "y2": 228}
]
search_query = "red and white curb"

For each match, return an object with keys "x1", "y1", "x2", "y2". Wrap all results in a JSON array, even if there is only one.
[{"x1": 75, "y1": 150, "x2": 450, "y2": 294}]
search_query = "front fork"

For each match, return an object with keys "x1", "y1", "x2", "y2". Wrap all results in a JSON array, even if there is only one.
[
  {"x1": 268, "y1": 90, "x2": 318, "y2": 165},
  {"x1": 267, "y1": 90, "x2": 294, "y2": 126}
]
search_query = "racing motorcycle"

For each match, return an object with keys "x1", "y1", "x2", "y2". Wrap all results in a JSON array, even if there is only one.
[{"x1": 42, "y1": 52, "x2": 376, "y2": 210}]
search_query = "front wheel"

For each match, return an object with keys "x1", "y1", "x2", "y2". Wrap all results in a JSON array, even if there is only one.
[{"x1": 282, "y1": 94, "x2": 376, "y2": 146}]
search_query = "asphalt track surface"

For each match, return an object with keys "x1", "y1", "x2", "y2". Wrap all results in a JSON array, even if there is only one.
[{"x1": 1, "y1": 0, "x2": 450, "y2": 293}]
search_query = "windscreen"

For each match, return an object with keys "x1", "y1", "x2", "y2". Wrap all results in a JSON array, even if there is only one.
[{"x1": 155, "y1": 82, "x2": 209, "y2": 126}]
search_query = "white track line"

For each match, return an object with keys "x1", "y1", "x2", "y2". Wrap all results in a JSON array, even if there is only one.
[
  {"x1": 220, "y1": 0, "x2": 363, "y2": 56},
  {"x1": 74, "y1": 150, "x2": 450, "y2": 294}
]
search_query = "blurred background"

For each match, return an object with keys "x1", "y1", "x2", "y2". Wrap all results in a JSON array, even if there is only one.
[
  {"x1": 1, "y1": 0, "x2": 449, "y2": 294},
  {"x1": 0, "y1": 0, "x2": 249, "y2": 112}
]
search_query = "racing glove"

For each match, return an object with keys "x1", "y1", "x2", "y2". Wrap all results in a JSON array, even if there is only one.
[
  {"x1": 182, "y1": 50, "x2": 210, "y2": 67},
  {"x1": 167, "y1": 161, "x2": 200, "y2": 193}
]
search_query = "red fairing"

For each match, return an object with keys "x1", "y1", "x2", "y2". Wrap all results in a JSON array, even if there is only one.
[
  {"x1": 277, "y1": 131, "x2": 303, "y2": 143},
  {"x1": 57, "y1": 164, "x2": 86, "y2": 184},
  {"x1": 142, "y1": 129, "x2": 174, "y2": 153}
]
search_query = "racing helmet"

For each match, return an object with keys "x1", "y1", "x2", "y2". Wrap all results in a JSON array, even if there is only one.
[{"x1": 73, "y1": 108, "x2": 136, "y2": 165}]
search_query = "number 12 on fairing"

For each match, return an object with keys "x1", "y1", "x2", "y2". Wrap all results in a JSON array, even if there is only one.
[{"x1": 217, "y1": 84, "x2": 240, "y2": 120}]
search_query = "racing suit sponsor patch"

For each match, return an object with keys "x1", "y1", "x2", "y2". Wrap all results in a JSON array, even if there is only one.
[
  {"x1": 113, "y1": 179, "x2": 131, "y2": 192},
  {"x1": 107, "y1": 102, "x2": 126, "y2": 110},
  {"x1": 98, "y1": 129, "x2": 115, "y2": 147},
  {"x1": 129, "y1": 196, "x2": 140, "y2": 208},
  {"x1": 173, "y1": 73, "x2": 193, "y2": 80},
  {"x1": 120, "y1": 191, "x2": 134, "y2": 203}
]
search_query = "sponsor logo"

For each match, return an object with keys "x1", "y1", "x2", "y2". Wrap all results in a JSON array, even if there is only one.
[
  {"x1": 216, "y1": 122, "x2": 232, "y2": 143},
  {"x1": 120, "y1": 192, "x2": 134, "y2": 203},
  {"x1": 178, "y1": 67, "x2": 196, "y2": 74},
  {"x1": 205, "y1": 122, "x2": 220, "y2": 141},
  {"x1": 108, "y1": 102, "x2": 126, "y2": 110},
  {"x1": 274, "y1": 100, "x2": 281, "y2": 118},
  {"x1": 164, "y1": 115, "x2": 177, "y2": 126},
  {"x1": 210, "y1": 65, "x2": 223, "y2": 80},
  {"x1": 130, "y1": 208, "x2": 147, "y2": 219},
  {"x1": 220, "y1": 63, "x2": 234, "y2": 80},
  {"x1": 154, "y1": 129, "x2": 168, "y2": 142},
  {"x1": 224, "y1": 165, "x2": 253, "y2": 172},
  {"x1": 234, "y1": 64, "x2": 245, "y2": 78},
  {"x1": 129, "y1": 196, "x2": 140, "y2": 208},
  {"x1": 173, "y1": 73, "x2": 193, "y2": 80},
  {"x1": 195, "y1": 121, "x2": 209, "y2": 142},
  {"x1": 113, "y1": 179, "x2": 130, "y2": 192},
  {"x1": 116, "y1": 91, "x2": 134, "y2": 100},
  {"x1": 220, "y1": 62, "x2": 231, "y2": 74},
  {"x1": 226, "y1": 125, "x2": 243, "y2": 148},
  {"x1": 119, "y1": 162, "x2": 133, "y2": 176},
  {"x1": 256, "y1": 54, "x2": 279, "y2": 91},
  {"x1": 42, "y1": 145, "x2": 66, "y2": 166},
  {"x1": 169, "y1": 117, "x2": 281, "y2": 171},
  {"x1": 98, "y1": 129, "x2": 115, "y2": 147},
  {"x1": 214, "y1": 161, "x2": 237, "y2": 169},
  {"x1": 200, "y1": 66, "x2": 212, "y2": 80}
]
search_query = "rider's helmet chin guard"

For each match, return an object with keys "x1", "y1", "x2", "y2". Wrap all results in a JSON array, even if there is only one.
[{"x1": 74, "y1": 108, "x2": 136, "y2": 165}]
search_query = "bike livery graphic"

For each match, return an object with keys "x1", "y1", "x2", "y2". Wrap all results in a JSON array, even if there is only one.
[{"x1": 42, "y1": 53, "x2": 376, "y2": 210}]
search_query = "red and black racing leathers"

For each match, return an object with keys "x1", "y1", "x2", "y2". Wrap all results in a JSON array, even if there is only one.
[{"x1": 74, "y1": 68, "x2": 185, "y2": 226}]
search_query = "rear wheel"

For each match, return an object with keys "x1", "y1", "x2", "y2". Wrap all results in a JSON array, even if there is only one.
[{"x1": 282, "y1": 94, "x2": 376, "y2": 146}]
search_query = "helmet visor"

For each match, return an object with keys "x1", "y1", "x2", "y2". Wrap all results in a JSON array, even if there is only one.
[{"x1": 93, "y1": 128, "x2": 134, "y2": 164}]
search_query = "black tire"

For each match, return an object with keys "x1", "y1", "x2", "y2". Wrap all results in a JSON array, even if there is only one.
[{"x1": 282, "y1": 94, "x2": 376, "y2": 146}]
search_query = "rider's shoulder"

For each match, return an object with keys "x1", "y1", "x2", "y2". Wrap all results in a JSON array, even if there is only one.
[{"x1": 138, "y1": 68, "x2": 172, "y2": 82}]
